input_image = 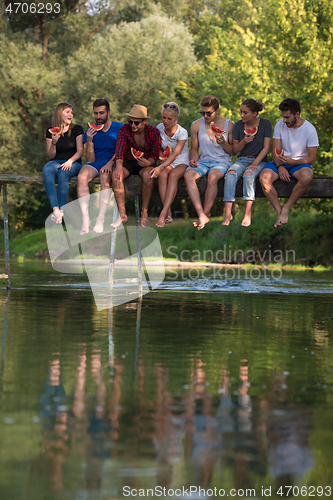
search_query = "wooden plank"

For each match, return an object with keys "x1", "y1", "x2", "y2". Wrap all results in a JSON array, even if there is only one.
[{"x1": 1, "y1": 174, "x2": 333, "y2": 198}]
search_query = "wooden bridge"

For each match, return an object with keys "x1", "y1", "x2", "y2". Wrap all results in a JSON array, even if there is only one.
[{"x1": 1, "y1": 174, "x2": 333, "y2": 288}]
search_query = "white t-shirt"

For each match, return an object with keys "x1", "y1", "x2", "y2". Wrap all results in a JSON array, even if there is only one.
[
  {"x1": 273, "y1": 119, "x2": 319, "y2": 160},
  {"x1": 157, "y1": 123, "x2": 190, "y2": 167}
]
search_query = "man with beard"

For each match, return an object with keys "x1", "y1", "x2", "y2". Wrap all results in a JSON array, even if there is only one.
[
  {"x1": 77, "y1": 98, "x2": 123, "y2": 234},
  {"x1": 260, "y1": 98, "x2": 319, "y2": 227},
  {"x1": 112, "y1": 104, "x2": 161, "y2": 228}
]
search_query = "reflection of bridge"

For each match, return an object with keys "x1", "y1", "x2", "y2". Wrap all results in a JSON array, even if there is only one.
[{"x1": 1, "y1": 174, "x2": 333, "y2": 287}]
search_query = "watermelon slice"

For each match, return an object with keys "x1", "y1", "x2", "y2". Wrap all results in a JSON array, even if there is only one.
[
  {"x1": 49, "y1": 124, "x2": 64, "y2": 135},
  {"x1": 159, "y1": 145, "x2": 172, "y2": 161},
  {"x1": 88, "y1": 122, "x2": 104, "y2": 132},
  {"x1": 275, "y1": 148, "x2": 284, "y2": 156},
  {"x1": 131, "y1": 147, "x2": 144, "y2": 159},
  {"x1": 244, "y1": 126, "x2": 258, "y2": 136},
  {"x1": 210, "y1": 122, "x2": 225, "y2": 135}
]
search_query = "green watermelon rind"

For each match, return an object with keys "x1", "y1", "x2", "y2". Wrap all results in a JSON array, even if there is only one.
[
  {"x1": 49, "y1": 124, "x2": 64, "y2": 135},
  {"x1": 244, "y1": 126, "x2": 258, "y2": 136},
  {"x1": 210, "y1": 122, "x2": 225, "y2": 135},
  {"x1": 131, "y1": 147, "x2": 144, "y2": 159},
  {"x1": 159, "y1": 144, "x2": 172, "y2": 161},
  {"x1": 88, "y1": 122, "x2": 104, "y2": 132}
]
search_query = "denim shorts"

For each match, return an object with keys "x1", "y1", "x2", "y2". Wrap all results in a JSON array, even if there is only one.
[
  {"x1": 263, "y1": 162, "x2": 313, "y2": 177},
  {"x1": 186, "y1": 158, "x2": 232, "y2": 177},
  {"x1": 85, "y1": 160, "x2": 112, "y2": 174}
]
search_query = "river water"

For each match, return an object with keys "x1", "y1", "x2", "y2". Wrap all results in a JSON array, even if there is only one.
[{"x1": 0, "y1": 261, "x2": 332, "y2": 500}]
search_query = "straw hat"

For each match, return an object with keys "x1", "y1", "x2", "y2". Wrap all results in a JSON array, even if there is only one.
[{"x1": 126, "y1": 104, "x2": 149, "y2": 119}]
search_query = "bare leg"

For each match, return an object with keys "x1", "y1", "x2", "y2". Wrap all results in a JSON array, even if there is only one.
[
  {"x1": 139, "y1": 166, "x2": 154, "y2": 227},
  {"x1": 204, "y1": 168, "x2": 224, "y2": 216},
  {"x1": 111, "y1": 167, "x2": 130, "y2": 228},
  {"x1": 157, "y1": 164, "x2": 187, "y2": 227},
  {"x1": 222, "y1": 201, "x2": 233, "y2": 226},
  {"x1": 156, "y1": 167, "x2": 172, "y2": 227},
  {"x1": 275, "y1": 167, "x2": 313, "y2": 226},
  {"x1": 184, "y1": 169, "x2": 209, "y2": 230},
  {"x1": 259, "y1": 168, "x2": 281, "y2": 225},
  {"x1": 241, "y1": 200, "x2": 253, "y2": 227},
  {"x1": 93, "y1": 171, "x2": 112, "y2": 233},
  {"x1": 77, "y1": 165, "x2": 98, "y2": 235}
]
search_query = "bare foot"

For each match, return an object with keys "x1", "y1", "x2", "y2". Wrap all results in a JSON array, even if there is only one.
[
  {"x1": 274, "y1": 206, "x2": 289, "y2": 227},
  {"x1": 222, "y1": 215, "x2": 233, "y2": 226},
  {"x1": 156, "y1": 214, "x2": 166, "y2": 228},
  {"x1": 196, "y1": 214, "x2": 210, "y2": 230},
  {"x1": 80, "y1": 217, "x2": 91, "y2": 235},
  {"x1": 165, "y1": 215, "x2": 173, "y2": 224},
  {"x1": 93, "y1": 216, "x2": 104, "y2": 233},
  {"x1": 111, "y1": 213, "x2": 127, "y2": 228},
  {"x1": 241, "y1": 214, "x2": 251, "y2": 227},
  {"x1": 193, "y1": 219, "x2": 200, "y2": 228},
  {"x1": 51, "y1": 208, "x2": 64, "y2": 224},
  {"x1": 141, "y1": 211, "x2": 149, "y2": 227}
]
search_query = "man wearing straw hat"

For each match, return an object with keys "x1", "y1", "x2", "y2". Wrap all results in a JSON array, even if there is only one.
[{"x1": 112, "y1": 104, "x2": 161, "y2": 227}]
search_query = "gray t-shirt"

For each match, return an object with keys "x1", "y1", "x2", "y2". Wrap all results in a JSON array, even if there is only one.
[{"x1": 233, "y1": 118, "x2": 272, "y2": 162}]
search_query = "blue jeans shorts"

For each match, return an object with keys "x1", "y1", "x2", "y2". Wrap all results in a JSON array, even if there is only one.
[{"x1": 186, "y1": 158, "x2": 232, "y2": 177}]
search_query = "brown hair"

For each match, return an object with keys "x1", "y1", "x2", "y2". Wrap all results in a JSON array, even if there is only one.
[
  {"x1": 52, "y1": 102, "x2": 74, "y2": 136},
  {"x1": 279, "y1": 98, "x2": 301, "y2": 115},
  {"x1": 93, "y1": 98, "x2": 110, "y2": 112},
  {"x1": 241, "y1": 99, "x2": 264, "y2": 114},
  {"x1": 200, "y1": 95, "x2": 220, "y2": 111}
]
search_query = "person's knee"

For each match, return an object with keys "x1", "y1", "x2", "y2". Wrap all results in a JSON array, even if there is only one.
[
  {"x1": 225, "y1": 170, "x2": 236, "y2": 180},
  {"x1": 141, "y1": 170, "x2": 153, "y2": 184},
  {"x1": 100, "y1": 172, "x2": 111, "y2": 188},
  {"x1": 168, "y1": 169, "x2": 179, "y2": 181},
  {"x1": 298, "y1": 169, "x2": 313, "y2": 185},
  {"x1": 159, "y1": 169, "x2": 169, "y2": 182},
  {"x1": 184, "y1": 169, "x2": 197, "y2": 183},
  {"x1": 260, "y1": 171, "x2": 273, "y2": 186},
  {"x1": 244, "y1": 171, "x2": 253, "y2": 177},
  {"x1": 207, "y1": 171, "x2": 222, "y2": 184}
]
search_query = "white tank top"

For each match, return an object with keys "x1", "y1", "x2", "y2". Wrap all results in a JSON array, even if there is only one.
[{"x1": 198, "y1": 118, "x2": 232, "y2": 161}]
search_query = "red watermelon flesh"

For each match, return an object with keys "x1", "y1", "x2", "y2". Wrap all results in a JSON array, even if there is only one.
[
  {"x1": 131, "y1": 147, "x2": 144, "y2": 159},
  {"x1": 88, "y1": 122, "x2": 104, "y2": 132},
  {"x1": 210, "y1": 122, "x2": 225, "y2": 135},
  {"x1": 159, "y1": 145, "x2": 172, "y2": 161},
  {"x1": 244, "y1": 126, "x2": 258, "y2": 136},
  {"x1": 49, "y1": 124, "x2": 64, "y2": 135},
  {"x1": 275, "y1": 148, "x2": 284, "y2": 156}
]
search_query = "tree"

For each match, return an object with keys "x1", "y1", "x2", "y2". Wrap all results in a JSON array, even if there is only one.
[{"x1": 177, "y1": 0, "x2": 333, "y2": 177}]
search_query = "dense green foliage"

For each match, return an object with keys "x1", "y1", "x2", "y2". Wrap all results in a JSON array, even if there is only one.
[
  {"x1": 2, "y1": 208, "x2": 333, "y2": 266},
  {"x1": 0, "y1": 0, "x2": 333, "y2": 230}
]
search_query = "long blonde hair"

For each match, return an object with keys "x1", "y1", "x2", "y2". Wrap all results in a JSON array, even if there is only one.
[{"x1": 52, "y1": 102, "x2": 74, "y2": 136}]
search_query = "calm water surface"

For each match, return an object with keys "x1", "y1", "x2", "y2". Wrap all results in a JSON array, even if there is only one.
[{"x1": 0, "y1": 261, "x2": 333, "y2": 500}]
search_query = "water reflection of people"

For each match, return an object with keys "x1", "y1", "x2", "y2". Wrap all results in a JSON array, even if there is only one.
[{"x1": 38, "y1": 358, "x2": 68, "y2": 490}]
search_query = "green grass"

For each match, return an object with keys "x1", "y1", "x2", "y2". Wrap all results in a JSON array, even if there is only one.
[{"x1": 1, "y1": 208, "x2": 333, "y2": 267}]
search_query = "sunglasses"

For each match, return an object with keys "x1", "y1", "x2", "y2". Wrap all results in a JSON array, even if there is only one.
[
  {"x1": 200, "y1": 111, "x2": 215, "y2": 117},
  {"x1": 128, "y1": 119, "x2": 144, "y2": 126},
  {"x1": 163, "y1": 103, "x2": 178, "y2": 111}
]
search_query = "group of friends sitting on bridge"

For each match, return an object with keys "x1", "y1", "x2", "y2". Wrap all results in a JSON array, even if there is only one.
[{"x1": 43, "y1": 96, "x2": 319, "y2": 234}]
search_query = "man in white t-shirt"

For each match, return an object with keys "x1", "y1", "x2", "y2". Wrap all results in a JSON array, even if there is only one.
[{"x1": 260, "y1": 98, "x2": 319, "y2": 227}]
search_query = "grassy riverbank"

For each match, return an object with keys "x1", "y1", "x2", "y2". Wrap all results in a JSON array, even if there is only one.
[{"x1": 1, "y1": 205, "x2": 333, "y2": 267}]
